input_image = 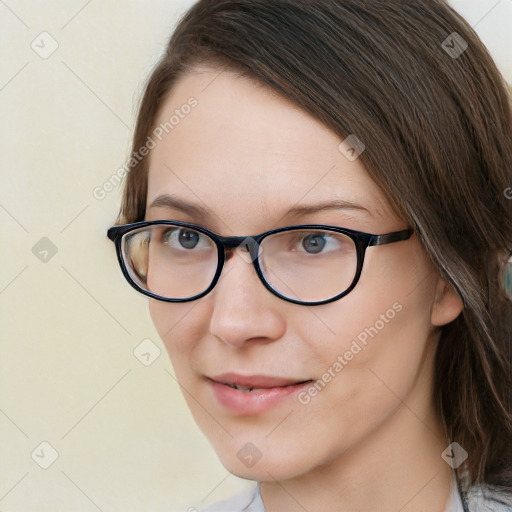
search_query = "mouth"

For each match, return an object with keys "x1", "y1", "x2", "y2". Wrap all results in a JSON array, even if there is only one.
[
  {"x1": 206, "y1": 373, "x2": 314, "y2": 414},
  {"x1": 208, "y1": 373, "x2": 313, "y2": 390},
  {"x1": 217, "y1": 381, "x2": 311, "y2": 392}
]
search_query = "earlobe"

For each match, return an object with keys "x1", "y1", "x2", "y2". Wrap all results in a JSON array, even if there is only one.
[{"x1": 430, "y1": 278, "x2": 464, "y2": 327}]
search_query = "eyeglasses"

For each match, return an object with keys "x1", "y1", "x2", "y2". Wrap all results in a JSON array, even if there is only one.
[{"x1": 107, "y1": 220, "x2": 412, "y2": 306}]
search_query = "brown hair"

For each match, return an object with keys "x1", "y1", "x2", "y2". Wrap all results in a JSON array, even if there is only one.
[{"x1": 118, "y1": 0, "x2": 512, "y2": 495}]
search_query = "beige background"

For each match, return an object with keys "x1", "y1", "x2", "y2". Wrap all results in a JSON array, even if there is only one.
[{"x1": 0, "y1": 1, "x2": 510, "y2": 511}]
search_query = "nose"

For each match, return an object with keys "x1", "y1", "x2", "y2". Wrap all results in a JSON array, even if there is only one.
[{"x1": 208, "y1": 246, "x2": 286, "y2": 348}]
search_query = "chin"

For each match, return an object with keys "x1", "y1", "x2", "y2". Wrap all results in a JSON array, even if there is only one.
[
  {"x1": 209, "y1": 438, "x2": 312, "y2": 483},
  {"x1": 221, "y1": 456, "x2": 293, "y2": 482}
]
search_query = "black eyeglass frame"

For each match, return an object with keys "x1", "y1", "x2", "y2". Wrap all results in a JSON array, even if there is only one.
[{"x1": 107, "y1": 220, "x2": 412, "y2": 306}]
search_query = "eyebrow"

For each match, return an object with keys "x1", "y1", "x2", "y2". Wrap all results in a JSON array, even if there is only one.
[
  {"x1": 148, "y1": 194, "x2": 372, "y2": 219},
  {"x1": 149, "y1": 194, "x2": 212, "y2": 219}
]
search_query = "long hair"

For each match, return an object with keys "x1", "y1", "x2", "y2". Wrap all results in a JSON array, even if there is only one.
[{"x1": 117, "y1": 0, "x2": 512, "y2": 494}]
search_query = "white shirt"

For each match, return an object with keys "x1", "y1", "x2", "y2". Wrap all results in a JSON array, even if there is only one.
[{"x1": 201, "y1": 475, "x2": 465, "y2": 512}]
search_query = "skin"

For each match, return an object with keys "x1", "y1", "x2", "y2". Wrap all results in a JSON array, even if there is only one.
[{"x1": 145, "y1": 66, "x2": 464, "y2": 512}]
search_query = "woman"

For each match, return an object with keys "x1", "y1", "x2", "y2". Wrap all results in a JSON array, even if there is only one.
[{"x1": 107, "y1": 1, "x2": 512, "y2": 510}]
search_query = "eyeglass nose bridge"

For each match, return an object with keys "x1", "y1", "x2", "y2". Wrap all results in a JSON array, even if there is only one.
[{"x1": 221, "y1": 235, "x2": 261, "y2": 263}]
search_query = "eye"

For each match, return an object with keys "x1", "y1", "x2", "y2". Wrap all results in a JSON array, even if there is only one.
[
  {"x1": 297, "y1": 232, "x2": 349, "y2": 255},
  {"x1": 302, "y1": 233, "x2": 327, "y2": 254},
  {"x1": 161, "y1": 228, "x2": 209, "y2": 250}
]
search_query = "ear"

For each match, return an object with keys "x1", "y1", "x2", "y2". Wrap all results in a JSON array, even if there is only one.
[{"x1": 430, "y1": 278, "x2": 464, "y2": 327}]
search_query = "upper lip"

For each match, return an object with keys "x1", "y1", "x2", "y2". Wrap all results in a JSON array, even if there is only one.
[{"x1": 208, "y1": 372, "x2": 311, "y2": 389}]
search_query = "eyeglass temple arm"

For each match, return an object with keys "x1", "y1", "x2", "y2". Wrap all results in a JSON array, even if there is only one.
[
  {"x1": 107, "y1": 227, "x2": 120, "y2": 241},
  {"x1": 369, "y1": 229, "x2": 412, "y2": 246}
]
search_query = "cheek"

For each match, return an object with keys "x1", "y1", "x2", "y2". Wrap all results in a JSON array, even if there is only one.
[
  {"x1": 283, "y1": 283, "x2": 437, "y2": 471},
  {"x1": 303, "y1": 241, "x2": 437, "y2": 408},
  {"x1": 299, "y1": 296, "x2": 432, "y2": 408},
  {"x1": 148, "y1": 300, "x2": 205, "y2": 369}
]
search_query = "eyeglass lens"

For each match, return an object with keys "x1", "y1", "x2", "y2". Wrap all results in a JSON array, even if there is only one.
[{"x1": 121, "y1": 224, "x2": 358, "y2": 303}]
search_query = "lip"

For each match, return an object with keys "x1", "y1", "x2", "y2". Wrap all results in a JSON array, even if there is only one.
[{"x1": 207, "y1": 373, "x2": 313, "y2": 415}]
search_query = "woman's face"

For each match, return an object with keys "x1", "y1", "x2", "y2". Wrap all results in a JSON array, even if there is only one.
[{"x1": 145, "y1": 66, "x2": 462, "y2": 481}]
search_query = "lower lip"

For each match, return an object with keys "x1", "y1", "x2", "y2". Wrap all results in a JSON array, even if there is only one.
[{"x1": 208, "y1": 379, "x2": 312, "y2": 415}]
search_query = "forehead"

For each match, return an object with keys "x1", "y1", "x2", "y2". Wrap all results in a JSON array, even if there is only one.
[{"x1": 146, "y1": 67, "x2": 395, "y2": 232}]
